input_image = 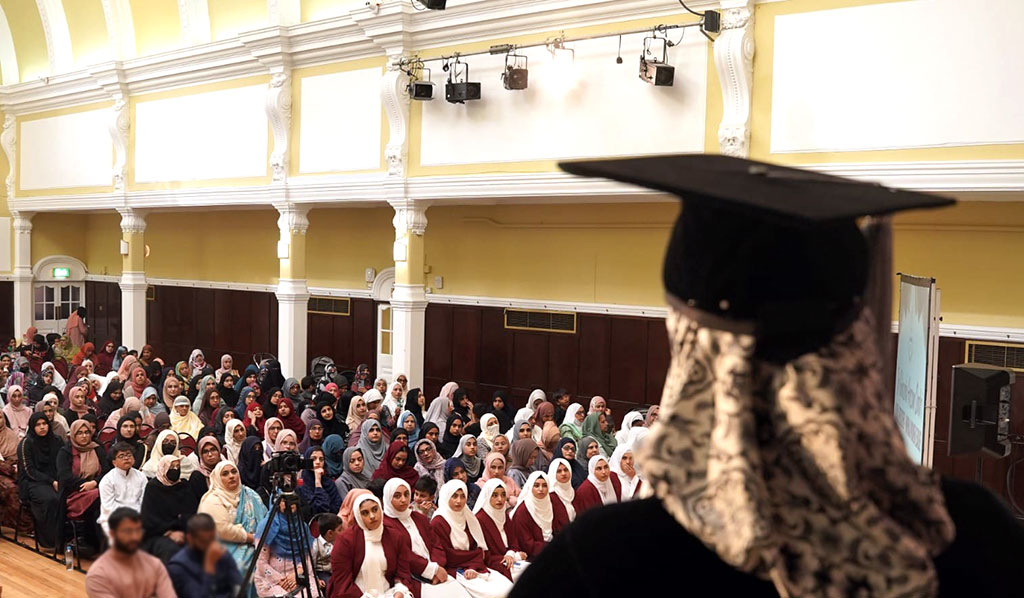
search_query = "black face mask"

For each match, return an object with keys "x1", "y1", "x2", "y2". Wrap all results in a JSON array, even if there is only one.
[
  {"x1": 162, "y1": 442, "x2": 177, "y2": 455},
  {"x1": 166, "y1": 468, "x2": 181, "y2": 482}
]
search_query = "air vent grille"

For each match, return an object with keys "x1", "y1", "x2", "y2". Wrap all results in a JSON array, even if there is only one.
[
  {"x1": 504, "y1": 309, "x2": 576, "y2": 334},
  {"x1": 966, "y1": 341, "x2": 1024, "y2": 372},
  {"x1": 146, "y1": 285, "x2": 156, "y2": 301},
  {"x1": 308, "y1": 297, "x2": 351, "y2": 316}
]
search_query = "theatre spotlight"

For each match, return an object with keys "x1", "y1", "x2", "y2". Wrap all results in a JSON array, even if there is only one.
[
  {"x1": 639, "y1": 35, "x2": 675, "y2": 87},
  {"x1": 444, "y1": 56, "x2": 481, "y2": 104},
  {"x1": 412, "y1": 0, "x2": 446, "y2": 9},
  {"x1": 408, "y1": 66, "x2": 435, "y2": 101},
  {"x1": 502, "y1": 51, "x2": 529, "y2": 91}
]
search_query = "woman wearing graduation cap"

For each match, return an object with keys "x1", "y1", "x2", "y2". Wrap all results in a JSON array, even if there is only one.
[{"x1": 512, "y1": 155, "x2": 1024, "y2": 598}]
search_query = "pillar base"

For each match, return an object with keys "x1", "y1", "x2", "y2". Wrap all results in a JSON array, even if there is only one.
[
  {"x1": 13, "y1": 268, "x2": 33, "y2": 339},
  {"x1": 276, "y1": 278, "x2": 309, "y2": 380},
  {"x1": 120, "y1": 271, "x2": 148, "y2": 350}
]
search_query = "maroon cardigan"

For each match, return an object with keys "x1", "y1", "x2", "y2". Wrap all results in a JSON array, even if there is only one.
[
  {"x1": 572, "y1": 475, "x2": 622, "y2": 515},
  {"x1": 384, "y1": 512, "x2": 447, "y2": 578},
  {"x1": 507, "y1": 494, "x2": 570, "y2": 559},
  {"x1": 475, "y1": 511, "x2": 514, "y2": 581},
  {"x1": 429, "y1": 516, "x2": 489, "y2": 576},
  {"x1": 327, "y1": 522, "x2": 419, "y2": 598}
]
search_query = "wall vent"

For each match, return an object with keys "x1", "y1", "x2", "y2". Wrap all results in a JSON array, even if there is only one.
[
  {"x1": 966, "y1": 341, "x2": 1024, "y2": 372},
  {"x1": 504, "y1": 308, "x2": 576, "y2": 334},
  {"x1": 308, "y1": 297, "x2": 351, "y2": 316},
  {"x1": 146, "y1": 285, "x2": 156, "y2": 301}
]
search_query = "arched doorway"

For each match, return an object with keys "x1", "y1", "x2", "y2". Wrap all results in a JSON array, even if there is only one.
[
  {"x1": 31, "y1": 255, "x2": 87, "y2": 335},
  {"x1": 371, "y1": 268, "x2": 395, "y2": 382}
]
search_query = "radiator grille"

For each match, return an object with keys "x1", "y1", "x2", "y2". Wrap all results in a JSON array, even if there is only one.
[
  {"x1": 966, "y1": 341, "x2": 1024, "y2": 372},
  {"x1": 308, "y1": 297, "x2": 351, "y2": 316},
  {"x1": 504, "y1": 309, "x2": 576, "y2": 334}
]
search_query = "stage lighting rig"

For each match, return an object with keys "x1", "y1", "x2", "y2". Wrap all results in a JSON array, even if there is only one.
[
  {"x1": 443, "y1": 55, "x2": 481, "y2": 104},
  {"x1": 639, "y1": 33, "x2": 675, "y2": 87},
  {"x1": 411, "y1": 0, "x2": 446, "y2": 9},
  {"x1": 501, "y1": 49, "x2": 529, "y2": 91}
]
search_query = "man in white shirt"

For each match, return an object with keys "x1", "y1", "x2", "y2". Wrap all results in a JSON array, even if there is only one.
[{"x1": 98, "y1": 442, "x2": 148, "y2": 535}]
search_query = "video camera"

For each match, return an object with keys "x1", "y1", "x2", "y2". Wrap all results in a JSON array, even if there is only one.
[{"x1": 267, "y1": 450, "x2": 314, "y2": 493}]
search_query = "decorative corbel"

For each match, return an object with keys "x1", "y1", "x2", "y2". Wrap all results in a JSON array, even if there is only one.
[
  {"x1": 381, "y1": 56, "x2": 411, "y2": 178},
  {"x1": 714, "y1": 0, "x2": 755, "y2": 158},
  {"x1": 390, "y1": 198, "x2": 428, "y2": 238},
  {"x1": 1, "y1": 114, "x2": 15, "y2": 199},
  {"x1": 110, "y1": 100, "x2": 130, "y2": 191},
  {"x1": 267, "y1": 71, "x2": 292, "y2": 183}
]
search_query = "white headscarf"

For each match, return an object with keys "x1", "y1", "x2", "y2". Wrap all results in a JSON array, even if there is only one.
[
  {"x1": 478, "y1": 413, "x2": 500, "y2": 450},
  {"x1": 224, "y1": 419, "x2": 245, "y2": 464},
  {"x1": 423, "y1": 396, "x2": 451, "y2": 428},
  {"x1": 41, "y1": 362, "x2": 67, "y2": 391},
  {"x1": 433, "y1": 480, "x2": 487, "y2": 551},
  {"x1": 353, "y1": 493, "x2": 384, "y2": 541},
  {"x1": 615, "y1": 411, "x2": 644, "y2": 446},
  {"x1": 353, "y1": 494, "x2": 392, "y2": 597},
  {"x1": 609, "y1": 444, "x2": 639, "y2": 500},
  {"x1": 473, "y1": 478, "x2": 510, "y2": 546},
  {"x1": 511, "y1": 471, "x2": 554, "y2": 541},
  {"x1": 587, "y1": 455, "x2": 617, "y2": 506},
  {"x1": 547, "y1": 458, "x2": 576, "y2": 521},
  {"x1": 382, "y1": 479, "x2": 431, "y2": 560},
  {"x1": 527, "y1": 389, "x2": 546, "y2": 409},
  {"x1": 561, "y1": 403, "x2": 583, "y2": 427},
  {"x1": 144, "y1": 429, "x2": 196, "y2": 478}
]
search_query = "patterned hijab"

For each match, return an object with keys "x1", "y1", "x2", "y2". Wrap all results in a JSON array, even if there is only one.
[{"x1": 639, "y1": 305, "x2": 955, "y2": 598}]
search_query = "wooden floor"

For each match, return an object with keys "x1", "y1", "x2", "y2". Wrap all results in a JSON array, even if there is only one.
[{"x1": 0, "y1": 536, "x2": 89, "y2": 598}]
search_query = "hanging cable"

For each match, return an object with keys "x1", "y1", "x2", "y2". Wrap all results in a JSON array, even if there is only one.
[{"x1": 678, "y1": 0, "x2": 705, "y2": 17}]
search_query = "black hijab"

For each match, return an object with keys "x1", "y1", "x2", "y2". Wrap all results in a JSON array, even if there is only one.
[
  {"x1": 116, "y1": 413, "x2": 147, "y2": 468},
  {"x1": 20, "y1": 412, "x2": 62, "y2": 479},
  {"x1": 259, "y1": 360, "x2": 285, "y2": 396},
  {"x1": 316, "y1": 397, "x2": 349, "y2": 440},
  {"x1": 438, "y1": 413, "x2": 464, "y2": 459},
  {"x1": 212, "y1": 406, "x2": 234, "y2": 443},
  {"x1": 262, "y1": 387, "x2": 282, "y2": 419},
  {"x1": 97, "y1": 380, "x2": 125, "y2": 419},
  {"x1": 238, "y1": 436, "x2": 264, "y2": 490},
  {"x1": 217, "y1": 372, "x2": 239, "y2": 408},
  {"x1": 490, "y1": 390, "x2": 514, "y2": 433},
  {"x1": 407, "y1": 388, "x2": 424, "y2": 426},
  {"x1": 141, "y1": 473, "x2": 198, "y2": 541},
  {"x1": 558, "y1": 437, "x2": 588, "y2": 488},
  {"x1": 418, "y1": 422, "x2": 440, "y2": 448}
]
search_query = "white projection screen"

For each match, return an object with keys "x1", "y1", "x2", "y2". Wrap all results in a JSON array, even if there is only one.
[{"x1": 893, "y1": 274, "x2": 941, "y2": 466}]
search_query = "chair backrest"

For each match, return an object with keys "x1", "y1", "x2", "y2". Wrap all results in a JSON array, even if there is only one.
[
  {"x1": 97, "y1": 427, "x2": 118, "y2": 451},
  {"x1": 178, "y1": 433, "x2": 197, "y2": 456}
]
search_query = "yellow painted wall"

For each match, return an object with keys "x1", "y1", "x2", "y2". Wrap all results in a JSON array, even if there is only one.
[
  {"x1": 423, "y1": 203, "x2": 677, "y2": 306},
  {"x1": 748, "y1": 0, "x2": 1024, "y2": 165},
  {"x1": 83, "y1": 212, "x2": 123, "y2": 275},
  {"x1": 31, "y1": 212, "x2": 87, "y2": 266},
  {"x1": 144, "y1": 209, "x2": 279, "y2": 284},
  {"x1": 305, "y1": 207, "x2": 393, "y2": 289},
  {"x1": 893, "y1": 201, "x2": 1024, "y2": 329},
  {"x1": 63, "y1": 0, "x2": 110, "y2": 66},
  {"x1": 208, "y1": 0, "x2": 267, "y2": 41},
  {"x1": 128, "y1": 0, "x2": 180, "y2": 57},
  {"x1": 0, "y1": 0, "x2": 49, "y2": 81}
]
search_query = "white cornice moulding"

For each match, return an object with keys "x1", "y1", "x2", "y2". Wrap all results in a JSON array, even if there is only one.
[
  {"x1": 890, "y1": 320, "x2": 1024, "y2": 343},
  {"x1": 0, "y1": 0, "x2": 738, "y2": 114},
  {"x1": 806, "y1": 160, "x2": 1024, "y2": 194}
]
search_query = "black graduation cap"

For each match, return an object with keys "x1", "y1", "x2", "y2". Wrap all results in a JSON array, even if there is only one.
[{"x1": 558, "y1": 154, "x2": 955, "y2": 362}]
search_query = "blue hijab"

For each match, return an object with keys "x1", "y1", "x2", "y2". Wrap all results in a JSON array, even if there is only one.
[
  {"x1": 254, "y1": 499, "x2": 315, "y2": 560},
  {"x1": 322, "y1": 434, "x2": 346, "y2": 478},
  {"x1": 234, "y1": 364, "x2": 259, "y2": 393},
  {"x1": 233, "y1": 386, "x2": 255, "y2": 418},
  {"x1": 398, "y1": 410, "x2": 419, "y2": 442}
]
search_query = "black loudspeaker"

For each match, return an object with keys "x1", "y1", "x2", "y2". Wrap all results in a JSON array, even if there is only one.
[
  {"x1": 948, "y1": 363, "x2": 1014, "y2": 458},
  {"x1": 702, "y1": 10, "x2": 721, "y2": 34},
  {"x1": 422, "y1": 0, "x2": 446, "y2": 9},
  {"x1": 445, "y1": 82, "x2": 481, "y2": 104}
]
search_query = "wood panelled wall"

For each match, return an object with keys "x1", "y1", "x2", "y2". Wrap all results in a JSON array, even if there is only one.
[
  {"x1": 146, "y1": 285, "x2": 278, "y2": 370},
  {"x1": 423, "y1": 304, "x2": 669, "y2": 419},
  {"x1": 307, "y1": 298, "x2": 377, "y2": 376},
  {"x1": 0, "y1": 281, "x2": 13, "y2": 343},
  {"x1": 85, "y1": 281, "x2": 121, "y2": 346}
]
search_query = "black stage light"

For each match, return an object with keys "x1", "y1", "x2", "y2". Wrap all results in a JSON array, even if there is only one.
[
  {"x1": 445, "y1": 57, "x2": 481, "y2": 104},
  {"x1": 639, "y1": 36, "x2": 674, "y2": 87},
  {"x1": 502, "y1": 52, "x2": 528, "y2": 90},
  {"x1": 416, "y1": 0, "x2": 446, "y2": 9},
  {"x1": 408, "y1": 66, "x2": 435, "y2": 100}
]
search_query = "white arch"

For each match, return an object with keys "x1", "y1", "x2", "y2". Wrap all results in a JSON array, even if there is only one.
[
  {"x1": 100, "y1": 0, "x2": 137, "y2": 60},
  {"x1": 0, "y1": 5, "x2": 19, "y2": 84},
  {"x1": 371, "y1": 267, "x2": 395, "y2": 302},
  {"x1": 177, "y1": 0, "x2": 211, "y2": 46},
  {"x1": 34, "y1": 0, "x2": 73, "y2": 73},
  {"x1": 32, "y1": 254, "x2": 88, "y2": 280}
]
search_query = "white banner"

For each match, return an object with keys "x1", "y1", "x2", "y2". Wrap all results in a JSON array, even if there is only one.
[{"x1": 893, "y1": 275, "x2": 940, "y2": 466}]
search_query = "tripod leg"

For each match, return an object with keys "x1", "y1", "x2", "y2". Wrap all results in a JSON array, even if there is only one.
[{"x1": 236, "y1": 495, "x2": 280, "y2": 598}]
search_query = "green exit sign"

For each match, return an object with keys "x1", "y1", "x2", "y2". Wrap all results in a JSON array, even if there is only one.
[{"x1": 52, "y1": 267, "x2": 71, "y2": 279}]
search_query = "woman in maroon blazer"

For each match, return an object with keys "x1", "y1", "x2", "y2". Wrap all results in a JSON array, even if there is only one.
[
  {"x1": 328, "y1": 494, "x2": 419, "y2": 598},
  {"x1": 430, "y1": 480, "x2": 514, "y2": 598},
  {"x1": 507, "y1": 471, "x2": 570, "y2": 560},
  {"x1": 473, "y1": 478, "x2": 527, "y2": 581},
  {"x1": 382, "y1": 478, "x2": 471, "y2": 598},
  {"x1": 572, "y1": 455, "x2": 621, "y2": 515}
]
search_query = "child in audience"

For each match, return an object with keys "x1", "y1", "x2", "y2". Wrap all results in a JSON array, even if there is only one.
[
  {"x1": 413, "y1": 475, "x2": 438, "y2": 518},
  {"x1": 310, "y1": 513, "x2": 344, "y2": 585}
]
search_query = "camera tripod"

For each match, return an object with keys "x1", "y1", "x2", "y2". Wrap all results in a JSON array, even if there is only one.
[{"x1": 236, "y1": 488, "x2": 323, "y2": 598}]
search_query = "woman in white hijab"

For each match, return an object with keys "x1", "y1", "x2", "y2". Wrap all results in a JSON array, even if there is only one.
[
  {"x1": 476, "y1": 414, "x2": 500, "y2": 454},
  {"x1": 423, "y1": 396, "x2": 453, "y2": 429},
  {"x1": 142, "y1": 429, "x2": 197, "y2": 478},
  {"x1": 507, "y1": 471, "x2": 569, "y2": 560},
  {"x1": 546, "y1": 458, "x2": 576, "y2": 522},
  {"x1": 430, "y1": 480, "x2": 514, "y2": 598},
  {"x1": 382, "y1": 478, "x2": 471, "y2": 598},
  {"x1": 473, "y1": 478, "x2": 526, "y2": 582},
  {"x1": 571, "y1": 455, "x2": 620, "y2": 515},
  {"x1": 223, "y1": 419, "x2": 246, "y2": 464},
  {"x1": 330, "y1": 493, "x2": 415, "y2": 598},
  {"x1": 614, "y1": 411, "x2": 644, "y2": 447},
  {"x1": 40, "y1": 361, "x2": 67, "y2": 392},
  {"x1": 608, "y1": 444, "x2": 642, "y2": 500},
  {"x1": 527, "y1": 389, "x2": 546, "y2": 410}
]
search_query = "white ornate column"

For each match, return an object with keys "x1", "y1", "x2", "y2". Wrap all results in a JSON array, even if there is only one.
[
  {"x1": 11, "y1": 211, "x2": 34, "y2": 338},
  {"x1": 382, "y1": 55, "x2": 411, "y2": 177},
  {"x1": 267, "y1": 71, "x2": 292, "y2": 183},
  {"x1": 118, "y1": 208, "x2": 147, "y2": 350},
  {"x1": 2, "y1": 114, "x2": 16, "y2": 200},
  {"x1": 275, "y1": 203, "x2": 309, "y2": 379},
  {"x1": 110, "y1": 99, "x2": 129, "y2": 191},
  {"x1": 714, "y1": 0, "x2": 755, "y2": 157},
  {"x1": 389, "y1": 198, "x2": 427, "y2": 389}
]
